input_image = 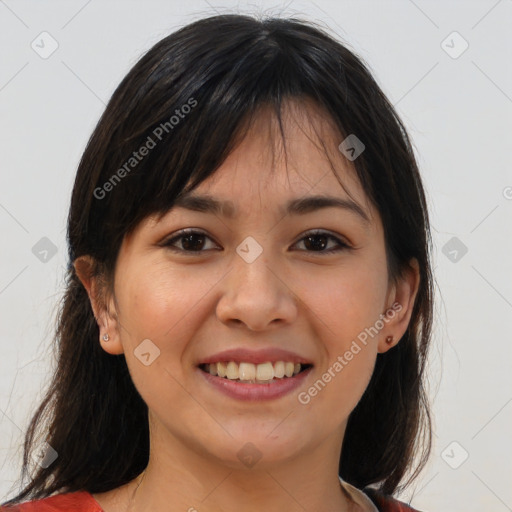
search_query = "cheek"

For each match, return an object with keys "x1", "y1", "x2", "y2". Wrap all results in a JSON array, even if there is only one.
[
  {"x1": 114, "y1": 261, "x2": 230, "y2": 397},
  {"x1": 114, "y1": 263, "x2": 220, "y2": 418},
  {"x1": 298, "y1": 257, "x2": 388, "y2": 344},
  {"x1": 118, "y1": 262, "x2": 216, "y2": 342},
  {"x1": 292, "y1": 259, "x2": 386, "y2": 412}
]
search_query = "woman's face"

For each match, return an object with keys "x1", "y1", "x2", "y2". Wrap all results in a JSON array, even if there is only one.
[{"x1": 84, "y1": 101, "x2": 418, "y2": 471}]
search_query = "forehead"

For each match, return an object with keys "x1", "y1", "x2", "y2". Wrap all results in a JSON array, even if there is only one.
[
  {"x1": 182, "y1": 99, "x2": 375, "y2": 222},
  {"x1": 127, "y1": 98, "x2": 382, "y2": 243}
]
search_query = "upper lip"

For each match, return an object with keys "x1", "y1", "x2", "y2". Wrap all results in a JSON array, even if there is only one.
[{"x1": 198, "y1": 348, "x2": 314, "y2": 366}]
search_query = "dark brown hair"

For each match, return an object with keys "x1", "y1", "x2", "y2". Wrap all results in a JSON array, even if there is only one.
[{"x1": 2, "y1": 13, "x2": 433, "y2": 507}]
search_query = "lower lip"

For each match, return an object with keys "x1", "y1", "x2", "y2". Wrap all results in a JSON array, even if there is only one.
[{"x1": 197, "y1": 366, "x2": 313, "y2": 401}]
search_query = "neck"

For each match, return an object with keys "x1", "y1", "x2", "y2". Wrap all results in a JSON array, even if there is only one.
[
  {"x1": 94, "y1": 415, "x2": 359, "y2": 512},
  {"x1": 120, "y1": 428, "x2": 356, "y2": 512},
  {"x1": 126, "y1": 466, "x2": 356, "y2": 512}
]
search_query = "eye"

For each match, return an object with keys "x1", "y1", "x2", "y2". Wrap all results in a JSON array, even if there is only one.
[
  {"x1": 161, "y1": 229, "x2": 219, "y2": 254},
  {"x1": 291, "y1": 229, "x2": 351, "y2": 254},
  {"x1": 161, "y1": 228, "x2": 351, "y2": 255}
]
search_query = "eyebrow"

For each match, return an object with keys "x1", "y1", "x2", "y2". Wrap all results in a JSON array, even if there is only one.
[{"x1": 172, "y1": 193, "x2": 370, "y2": 224}]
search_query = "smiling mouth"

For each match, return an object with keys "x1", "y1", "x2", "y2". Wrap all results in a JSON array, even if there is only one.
[{"x1": 198, "y1": 361, "x2": 313, "y2": 383}]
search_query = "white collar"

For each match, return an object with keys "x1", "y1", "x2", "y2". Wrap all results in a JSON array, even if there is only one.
[{"x1": 339, "y1": 476, "x2": 379, "y2": 512}]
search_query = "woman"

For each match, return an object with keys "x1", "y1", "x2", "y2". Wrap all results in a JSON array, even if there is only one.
[{"x1": 1, "y1": 13, "x2": 433, "y2": 512}]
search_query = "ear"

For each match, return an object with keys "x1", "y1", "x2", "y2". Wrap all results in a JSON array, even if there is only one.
[
  {"x1": 73, "y1": 255, "x2": 124, "y2": 355},
  {"x1": 377, "y1": 258, "x2": 420, "y2": 354}
]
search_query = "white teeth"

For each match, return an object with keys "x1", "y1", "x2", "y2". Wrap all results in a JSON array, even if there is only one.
[
  {"x1": 274, "y1": 361, "x2": 285, "y2": 378},
  {"x1": 256, "y1": 362, "x2": 274, "y2": 381},
  {"x1": 203, "y1": 361, "x2": 307, "y2": 382},
  {"x1": 239, "y1": 362, "x2": 256, "y2": 381},
  {"x1": 226, "y1": 361, "x2": 238, "y2": 380},
  {"x1": 217, "y1": 361, "x2": 227, "y2": 378}
]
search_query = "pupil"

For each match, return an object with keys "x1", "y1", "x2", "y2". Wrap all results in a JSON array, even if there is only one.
[
  {"x1": 182, "y1": 234, "x2": 204, "y2": 251},
  {"x1": 305, "y1": 235, "x2": 327, "y2": 251}
]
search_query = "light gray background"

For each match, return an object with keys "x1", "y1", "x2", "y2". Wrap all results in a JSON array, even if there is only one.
[{"x1": 1, "y1": 1, "x2": 511, "y2": 510}]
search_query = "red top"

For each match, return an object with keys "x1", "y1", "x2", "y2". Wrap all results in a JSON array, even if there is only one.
[
  {"x1": 1, "y1": 489, "x2": 421, "y2": 511},
  {"x1": 0, "y1": 492, "x2": 102, "y2": 512}
]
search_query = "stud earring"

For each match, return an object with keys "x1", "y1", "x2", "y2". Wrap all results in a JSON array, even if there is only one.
[
  {"x1": 385, "y1": 335, "x2": 394, "y2": 345},
  {"x1": 102, "y1": 333, "x2": 110, "y2": 342}
]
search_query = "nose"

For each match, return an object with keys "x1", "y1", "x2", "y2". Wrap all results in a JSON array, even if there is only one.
[{"x1": 215, "y1": 247, "x2": 298, "y2": 331}]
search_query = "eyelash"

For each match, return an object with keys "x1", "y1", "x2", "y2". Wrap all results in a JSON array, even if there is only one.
[{"x1": 161, "y1": 228, "x2": 351, "y2": 256}]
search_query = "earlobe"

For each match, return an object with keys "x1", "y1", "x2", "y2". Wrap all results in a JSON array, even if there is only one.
[
  {"x1": 377, "y1": 258, "x2": 420, "y2": 354},
  {"x1": 73, "y1": 255, "x2": 124, "y2": 356}
]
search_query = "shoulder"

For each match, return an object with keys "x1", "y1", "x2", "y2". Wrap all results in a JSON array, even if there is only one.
[
  {"x1": 363, "y1": 487, "x2": 424, "y2": 512},
  {"x1": 0, "y1": 491, "x2": 103, "y2": 512}
]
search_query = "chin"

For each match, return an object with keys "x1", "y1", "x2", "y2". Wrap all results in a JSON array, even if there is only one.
[{"x1": 205, "y1": 427, "x2": 309, "y2": 468}]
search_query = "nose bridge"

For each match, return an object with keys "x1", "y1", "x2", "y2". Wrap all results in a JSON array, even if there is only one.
[
  {"x1": 231, "y1": 235, "x2": 279, "y2": 292},
  {"x1": 216, "y1": 234, "x2": 297, "y2": 329}
]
